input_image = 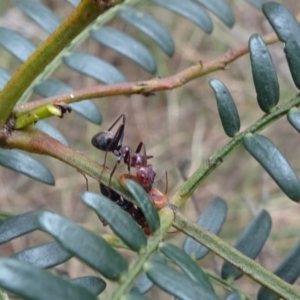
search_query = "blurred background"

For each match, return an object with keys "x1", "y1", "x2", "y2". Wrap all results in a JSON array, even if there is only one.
[{"x1": 0, "y1": 0, "x2": 300, "y2": 298}]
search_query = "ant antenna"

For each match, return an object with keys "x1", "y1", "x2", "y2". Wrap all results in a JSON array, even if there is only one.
[{"x1": 165, "y1": 170, "x2": 168, "y2": 195}]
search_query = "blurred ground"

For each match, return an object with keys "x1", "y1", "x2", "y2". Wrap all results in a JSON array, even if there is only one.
[{"x1": 0, "y1": 0, "x2": 300, "y2": 299}]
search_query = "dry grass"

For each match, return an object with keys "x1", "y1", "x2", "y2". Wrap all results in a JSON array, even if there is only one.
[{"x1": 0, "y1": 0, "x2": 300, "y2": 298}]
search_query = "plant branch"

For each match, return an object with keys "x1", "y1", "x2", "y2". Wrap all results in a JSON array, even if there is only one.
[
  {"x1": 13, "y1": 29, "x2": 280, "y2": 118},
  {"x1": 3, "y1": 127, "x2": 134, "y2": 202},
  {"x1": 173, "y1": 212, "x2": 300, "y2": 300},
  {"x1": 16, "y1": 0, "x2": 141, "y2": 105},
  {"x1": 110, "y1": 206, "x2": 175, "y2": 299},
  {"x1": 171, "y1": 93, "x2": 300, "y2": 207},
  {"x1": 0, "y1": 0, "x2": 124, "y2": 126}
]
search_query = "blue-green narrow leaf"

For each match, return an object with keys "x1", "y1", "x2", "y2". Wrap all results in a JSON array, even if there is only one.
[
  {"x1": 81, "y1": 192, "x2": 147, "y2": 252},
  {"x1": 15, "y1": 0, "x2": 61, "y2": 34},
  {"x1": 0, "y1": 67, "x2": 11, "y2": 89},
  {"x1": 249, "y1": 34, "x2": 279, "y2": 113},
  {"x1": 183, "y1": 197, "x2": 227, "y2": 259},
  {"x1": 263, "y1": 2, "x2": 300, "y2": 89},
  {"x1": 34, "y1": 79, "x2": 102, "y2": 124},
  {"x1": 125, "y1": 180, "x2": 160, "y2": 234},
  {"x1": 0, "y1": 149, "x2": 55, "y2": 185},
  {"x1": 63, "y1": 51, "x2": 127, "y2": 84},
  {"x1": 35, "y1": 121, "x2": 68, "y2": 146},
  {"x1": 151, "y1": 0, "x2": 213, "y2": 34},
  {"x1": 92, "y1": 27, "x2": 157, "y2": 74},
  {"x1": 221, "y1": 210, "x2": 272, "y2": 280},
  {"x1": 125, "y1": 292, "x2": 151, "y2": 300},
  {"x1": 71, "y1": 276, "x2": 106, "y2": 296},
  {"x1": 160, "y1": 243, "x2": 214, "y2": 293},
  {"x1": 195, "y1": 0, "x2": 235, "y2": 28},
  {"x1": 118, "y1": 8, "x2": 174, "y2": 57},
  {"x1": 257, "y1": 240, "x2": 300, "y2": 300},
  {"x1": 0, "y1": 27, "x2": 35, "y2": 62},
  {"x1": 145, "y1": 262, "x2": 220, "y2": 300},
  {"x1": 209, "y1": 79, "x2": 240, "y2": 137},
  {"x1": 66, "y1": 0, "x2": 79, "y2": 6},
  {"x1": 0, "y1": 258, "x2": 96, "y2": 300},
  {"x1": 226, "y1": 292, "x2": 243, "y2": 300},
  {"x1": 247, "y1": 0, "x2": 266, "y2": 10},
  {"x1": 243, "y1": 133, "x2": 300, "y2": 202},
  {"x1": 287, "y1": 107, "x2": 300, "y2": 133},
  {"x1": 37, "y1": 210, "x2": 128, "y2": 280},
  {"x1": 0, "y1": 212, "x2": 38, "y2": 244},
  {"x1": 12, "y1": 241, "x2": 73, "y2": 268}
]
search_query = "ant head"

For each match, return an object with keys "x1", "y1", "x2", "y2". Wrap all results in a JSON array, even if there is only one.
[
  {"x1": 136, "y1": 166, "x2": 156, "y2": 193},
  {"x1": 91, "y1": 131, "x2": 115, "y2": 151}
]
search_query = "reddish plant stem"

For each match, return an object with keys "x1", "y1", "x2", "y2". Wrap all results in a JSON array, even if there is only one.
[{"x1": 14, "y1": 31, "x2": 279, "y2": 117}]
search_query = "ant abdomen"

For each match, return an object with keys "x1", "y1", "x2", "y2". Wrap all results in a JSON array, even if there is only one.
[{"x1": 91, "y1": 131, "x2": 115, "y2": 151}]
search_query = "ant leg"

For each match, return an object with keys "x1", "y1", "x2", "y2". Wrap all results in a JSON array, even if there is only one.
[
  {"x1": 107, "y1": 113, "x2": 126, "y2": 131},
  {"x1": 108, "y1": 156, "x2": 123, "y2": 187}
]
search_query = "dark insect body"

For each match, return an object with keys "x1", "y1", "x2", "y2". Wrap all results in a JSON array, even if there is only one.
[
  {"x1": 100, "y1": 183, "x2": 150, "y2": 235},
  {"x1": 92, "y1": 114, "x2": 168, "y2": 234},
  {"x1": 91, "y1": 113, "x2": 156, "y2": 192}
]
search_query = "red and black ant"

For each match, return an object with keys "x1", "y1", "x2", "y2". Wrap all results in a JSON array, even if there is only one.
[
  {"x1": 91, "y1": 113, "x2": 156, "y2": 192},
  {"x1": 92, "y1": 114, "x2": 168, "y2": 234}
]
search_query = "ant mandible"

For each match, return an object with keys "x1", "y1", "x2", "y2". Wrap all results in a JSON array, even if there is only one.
[{"x1": 91, "y1": 113, "x2": 156, "y2": 192}]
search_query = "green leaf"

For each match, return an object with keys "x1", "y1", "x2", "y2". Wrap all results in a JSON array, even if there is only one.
[
  {"x1": 63, "y1": 51, "x2": 127, "y2": 84},
  {"x1": 195, "y1": 0, "x2": 235, "y2": 28},
  {"x1": 247, "y1": 0, "x2": 266, "y2": 10},
  {"x1": 0, "y1": 27, "x2": 35, "y2": 62},
  {"x1": 0, "y1": 149, "x2": 55, "y2": 185},
  {"x1": 263, "y1": 2, "x2": 300, "y2": 89},
  {"x1": 0, "y1": 258, "x2": 96, "y2": 300},
  {"x1": 225, "y1": 292, "x2": 243, "y2": 300},
  {"x1": 125, "y1": 292, "x2": 151, "y2": 300},
  {"x1": 145, "y1": 262, "x2": 220, "y2": 300},
  {"x1": 160, "y1": 243, "x2": 214, "y2": 293},
  {"x1": 34, "y1": 79, "x2": 102, "y2": 124},
  {"x1": 71, "y1": 276, "x2": 106, "y2": 296},
  {"x1": 35, "y1": 121, "x2": 68, "y2": 146},
  {"x1": 243, "y1": 133, "x2": 300, "y2": 202},
  {"x1": 66, "y1": 0, "x2": 79, "y2": 6},
  {"x1": 81, "y1": 192, "x2": 147, "y2": 252},
  {"x1": 249, "y1": 34, "x2": 279, "y2": 113},
  {"x1": 131, "y1": 253, "x2": 166, "y2": 294},
  {"x1": 12, "y1": 241, "x2": 72, "y2": 268},
  {"x1": 15, "y1": 0, "x2": 61, "y2": 34},
  {"x1": 221, "y1": 210, "x2": 272, "y2": 280},
  {"x1": 118, "y1": 8, "x2": 174, "y2": 57},
  {"x1": 151, "y1": 0, "x2": 213, "y2": 34},
  {"x1": 287, "y1": 107, "x2": 300, "y2": 133},
  {"x1": 125, "y1": 180, "x2": 160, "y2": 234},
  {"x1": 92, "y1": 27, "x2": 157, "y2": 74},
  {"x1": 37, "y1": 210, "x2": 128, "y2": 280},
  {"x1": 257, "y1": 240, "x2": 300, "y2": 300},
  {"x1": 0, "y1": 67, "x2": 11, "y2": 89},
  {"x1": 209, "y1": 79, "x2": 240, "y2": 137},
  {"x1": 183, "y1": 197, "x2": 227, "y2": 259},
  {"x1": 0, "y1": 212, "x2": 38, "y2": 244}
]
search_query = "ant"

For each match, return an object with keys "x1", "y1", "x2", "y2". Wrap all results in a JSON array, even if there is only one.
[{"x1": 91, "y1": 113, "x2": 156, "y2": 192}]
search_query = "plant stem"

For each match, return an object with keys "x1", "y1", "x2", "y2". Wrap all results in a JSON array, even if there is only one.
[
  {"x1": 110, "y1": 206, "x2": 174, "y2": 299},
  {"x1": 173, "y1": 212, "x2": 300, "y2": 300},
  {"x1": 0, "y1": 0, "x2": 123, "y2": 126},
  {"x1": 16, "y1": 0, "x2": 140, "y2": 105},
  {"x1": 171, "y1": 93, "x2": 300, "y2": 207},
  {"x1": 14, "y1": 29, "x2": 280, "y2": 117}
]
